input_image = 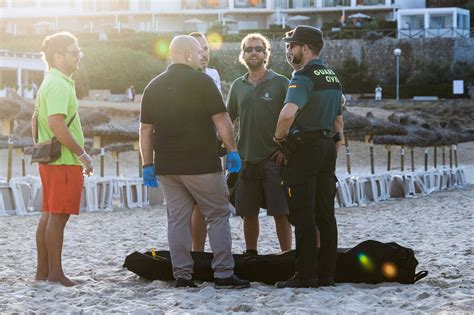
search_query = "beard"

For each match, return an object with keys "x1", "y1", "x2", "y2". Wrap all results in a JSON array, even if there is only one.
[
  {"x1": 245, "y1": 57, "x2": 264, "y2": 71},
  {"x1": 290, "y1": 52, "x2": 302, "y2": 66}
]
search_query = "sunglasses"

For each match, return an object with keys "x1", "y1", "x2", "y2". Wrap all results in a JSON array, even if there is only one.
[
  {"x1": 243, "y1": 46, "x2": 265, "y2": 53},
  {"x1": 286, "y1": 43, "x2": 303, "y2": 49},
  {"x1": 63, "y1": 49, "x2": 84, "y2": 59}
]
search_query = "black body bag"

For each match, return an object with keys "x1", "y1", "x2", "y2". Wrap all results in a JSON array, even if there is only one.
[{"x1": 123, "y1": 240, "x2": 427, "y2": 285}]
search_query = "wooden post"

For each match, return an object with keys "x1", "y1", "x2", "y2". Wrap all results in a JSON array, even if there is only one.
[
  {"x1": 344, "y1": 133, "x2": 351, "y2": 174},
  {"x1": 134, "y1": 141, "x2": 142, "y2": 177},
  {"x1": 370, "y1": 142, "x2": 375, "y2": 175},
  {"x1": 424, "y1": 148, "x2": 428, "y2": 171},
  {"x1": 3, "y1": 120, "x2": 14, "y2": 182},
  {"x1": 433, "y1": 146, "x2": 437, "y2": 169},
  {"x1": 449, "y1": 145, "x2": 453, "y2": 169},
  {"x1": 410, "y1": 147, "x2": 414, "y2": 172},
  {"x1": 93, "y1": 136, "x2": 103, "y2": 177},
  {"x1": 17, "y1": 147, "x2": 26, "y2": 177},
  {"x1": 454, "y1": 144, "x2": 458, "y2": 168},
  {"x1": 113, "y1": 151, "x2": 120, "y2": 176},
  {"x1": 442, "y1": 146, "x2": 446, "y2": 166},
  {"x1": 100, "y1": 148, "x2": 105, "y2": 177},
  {"x1": 400, "y1": 146, "x2": 405, "y2": 172},
  {"x1": 386, "y1": 145, "x2": 391, "y2": 171}
]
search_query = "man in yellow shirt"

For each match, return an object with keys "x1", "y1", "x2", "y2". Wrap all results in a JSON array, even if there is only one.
[{"x1": 32, "y1": 32, "x2": 93, "y2": 287}]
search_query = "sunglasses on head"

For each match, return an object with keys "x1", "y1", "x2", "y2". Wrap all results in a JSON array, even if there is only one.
[{"x1": 243, "y1": 46, "x2": 265, "y2": 53}]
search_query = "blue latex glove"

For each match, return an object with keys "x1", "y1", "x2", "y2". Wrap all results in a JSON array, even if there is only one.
[
  {"x1": 226, "y1": 151, "x2": 241, "y2": 173},
  {"x1": 143, "y1": 165, "x2": 159, "y2": 188}
]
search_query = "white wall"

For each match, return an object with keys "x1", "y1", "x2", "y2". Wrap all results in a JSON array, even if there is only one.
[{"x1": 394, "y1": 0, "x2": 425, "y2": 10}]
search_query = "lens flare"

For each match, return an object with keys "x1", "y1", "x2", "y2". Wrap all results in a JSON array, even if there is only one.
[
  {"x1": 153, "y1": 39, "x2": 169, "y2": 60},
  {"x1": 357, "y1": 252, "x2": 374, "y2": 272},
  {"x1": 382, "y1": 262, "x2": 398, "y2": 278},
  {"x1": 207, "y1": 32, "x2": 223, "y2": 50}
]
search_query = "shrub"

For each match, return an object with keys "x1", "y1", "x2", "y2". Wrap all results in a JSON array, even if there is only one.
[{"x1": 80, "y1": 47, "x2": 166, "y2": 93}]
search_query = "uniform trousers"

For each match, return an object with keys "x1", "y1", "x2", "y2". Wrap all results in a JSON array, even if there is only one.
[
  {"x1": 159, "y1": 172, "x2": 234, "y2": 280},
  {"x1": 283, "y1": 137, "x2": 338, "y2": 281}
]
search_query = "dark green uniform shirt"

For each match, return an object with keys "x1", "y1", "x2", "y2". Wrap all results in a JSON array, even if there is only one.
[
  {"x1": 227, "y1": 70, "x2": 289, "y2": 163},
  {"x1": 285, "y1": 59, "x2": 342, "y2": 131}
]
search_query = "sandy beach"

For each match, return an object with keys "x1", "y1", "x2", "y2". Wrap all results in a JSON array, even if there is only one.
[
  {"x1": 1, "y1": 184, "x2": 473, "y2": 313},
  {"x1": 1, "y1": 138, "x2": 473, "y2": 313},
  {"x1": 1, "y1": 102, "x2": 473, "y2": 313}
]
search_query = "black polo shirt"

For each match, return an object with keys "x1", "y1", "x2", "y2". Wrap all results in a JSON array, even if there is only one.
[{"x1": 140, "y1": 63, "x2": 226, "y2": 175}]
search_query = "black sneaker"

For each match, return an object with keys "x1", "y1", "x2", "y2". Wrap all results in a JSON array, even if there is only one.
[
  {"x1": 214, "y1": 275, "x2": 250, "y2": 289},
  {"x1": 275, "y1": 275, "x2": 318, "y2": 288},
  {"x1": 175, "y1": 278, "x2": 198, "y2": 288},
  {"x1": 243, "y1": 249, "x2": 258, "y2": 256}
]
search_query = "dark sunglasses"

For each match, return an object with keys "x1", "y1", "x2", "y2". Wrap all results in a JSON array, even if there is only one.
[
  {"x1": 286, "y1": 43, "x2": 303, "y2": 49},
  {"x1": 63, "y1": 49, "x2": 84, "y2": 59},
  {"x1": 243, "y1": 46, "x2": 265, "y2": 53}
]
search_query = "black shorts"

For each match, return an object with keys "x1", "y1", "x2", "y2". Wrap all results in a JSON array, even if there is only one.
[{"x1": 235, "y1": 159, "x2": 289, "y2": 217}]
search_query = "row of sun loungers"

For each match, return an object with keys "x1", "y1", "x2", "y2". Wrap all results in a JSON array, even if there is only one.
[
  {"x1": 335, "y1": 167, "x2": 468, "y2": 207},
  {"x1": 0, "y1": 176, "x2": 165, "y2": 216},
  {"x1": 0, "y1": 167, "x2": 469, "y2": 215}
]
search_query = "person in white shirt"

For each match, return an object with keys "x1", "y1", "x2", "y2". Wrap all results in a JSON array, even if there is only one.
[
  {"x1": 190, "y1": 32, "x2": 222, "y2": 93},
  {"x1": 189, "y1": 32, "x2": 223, "y2": 252},
  {"x1": 375, "y1": 84, "x2": 382, "y2": 101}
]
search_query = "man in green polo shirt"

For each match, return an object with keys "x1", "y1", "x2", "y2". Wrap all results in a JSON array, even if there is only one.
[
  {"x1": 227, "y1": 33, "x2": 292, "y2": 255},
  {"x1": 32, "y1": 32, "x2": 93, "y2": 287}
]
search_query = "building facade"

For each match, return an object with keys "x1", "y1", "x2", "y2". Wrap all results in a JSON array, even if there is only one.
[{"x1": 0, "y1": 0, "x2": 426, "y2": 35}]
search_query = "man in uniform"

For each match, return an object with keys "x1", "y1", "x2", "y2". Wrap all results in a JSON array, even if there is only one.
[
  {"x1": 33, "y1": 32, "x2": 93, "y2": 287},
  {"x1": 227, "y1": 33, "x2": 292, "y2": 255},
  {"x1": 274, "y1": 26, "x2": 344, "y2": 288},
  {"x1": 139, "y1": 35, "x2": 250, "y2": 289}
]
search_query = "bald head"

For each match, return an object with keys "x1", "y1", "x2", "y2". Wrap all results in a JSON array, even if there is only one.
[{"x1": 169, "y1": 35, "x2": 202, "y2": 70}]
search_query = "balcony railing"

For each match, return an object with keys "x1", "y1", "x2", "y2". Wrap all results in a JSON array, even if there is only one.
[
  {"x1": 322, "y1": 0, "x2": 351, "y2": 7},
  {"x1": 182, "y1": 0, "x2": 228, "y2": 9},
  {"x1": 234, "y1": 0, "x2": 267, "y2": 9}
]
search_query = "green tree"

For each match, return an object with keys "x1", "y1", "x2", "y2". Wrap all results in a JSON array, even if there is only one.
[{"x1": 80, "y1": 47, "x2": 166, "y2": 93}]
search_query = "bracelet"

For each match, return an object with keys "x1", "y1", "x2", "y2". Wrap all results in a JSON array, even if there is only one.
[
  {"x1": 142, "y1": 164, "x2": 154, "y2": 168},
  {"x1": 273, "y1": 135, "x2": 286, "y2": 142}
]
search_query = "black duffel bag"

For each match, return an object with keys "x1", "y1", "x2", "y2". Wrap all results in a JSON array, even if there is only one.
[{"x1": 123, "y1": 240, "x2": 427, "y2": 285}]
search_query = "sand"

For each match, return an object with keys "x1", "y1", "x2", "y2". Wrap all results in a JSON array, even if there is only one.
[
  {"x1": 1, "y1": 184, "x2": 472, "y2": 313},
  {"x1": 1, "y1": 105, "x2": 473, "y2": 313}
]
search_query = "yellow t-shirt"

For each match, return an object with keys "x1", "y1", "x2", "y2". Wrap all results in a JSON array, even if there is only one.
[{"x1": 35, "y1": 68, "x2": 84, "y2": 165}]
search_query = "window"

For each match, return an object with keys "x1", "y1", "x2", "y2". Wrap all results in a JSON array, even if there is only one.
[
  {"x1": 234, "y1": 0, "x2": 266, "y2": 9},
  {"x1": 139, "y1": 0, "x2": 151, "y2": 10},
  {"x1": 401, "y1": 15, "x2": 424, "y2": 29},
  {"x1": 457, "y1": 13, "x2": 468, "y2": 30},
  {"x1": 12, "y1": 0, "x2": 36, "y2": 7},
  {"x1": 430, "y1": 14, "x2": 452, "y2": 28}
]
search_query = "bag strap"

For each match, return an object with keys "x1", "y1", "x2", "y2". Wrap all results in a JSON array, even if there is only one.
[
  {"x1": 35, "y1": 112, "x2": 76, "y2": 143},
  {"x1": 413, "y1": 271, "x2": 428, "y2": 283}
]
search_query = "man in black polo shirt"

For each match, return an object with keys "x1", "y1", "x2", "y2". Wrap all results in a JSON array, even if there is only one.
[
  {"x1": 139, "y1": 35, "x2": 250, "y2": 289},
  {"x1": 274, "y1": 26, "x2": 344, "y2": 288}
]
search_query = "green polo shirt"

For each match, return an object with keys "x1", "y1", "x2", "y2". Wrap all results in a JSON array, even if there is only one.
[
  {"x1": 227, "y1": 70, "x2": 289, "y2": 163},
  {"x1": 35, "y1": 68, "x2": 84, "y2": 165},
  {"x1": 285, "y1": 59, "x2": 342, "y2": 132}
]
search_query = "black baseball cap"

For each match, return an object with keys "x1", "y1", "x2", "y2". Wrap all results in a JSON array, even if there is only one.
[{"x1": 283, "y1": 25, "x2": 324, "y2": 48}]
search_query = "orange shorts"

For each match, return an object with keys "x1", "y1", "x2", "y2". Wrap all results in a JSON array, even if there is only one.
[{"x1": 39, "y1": 164, "x2": 84, "y2": 215}]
